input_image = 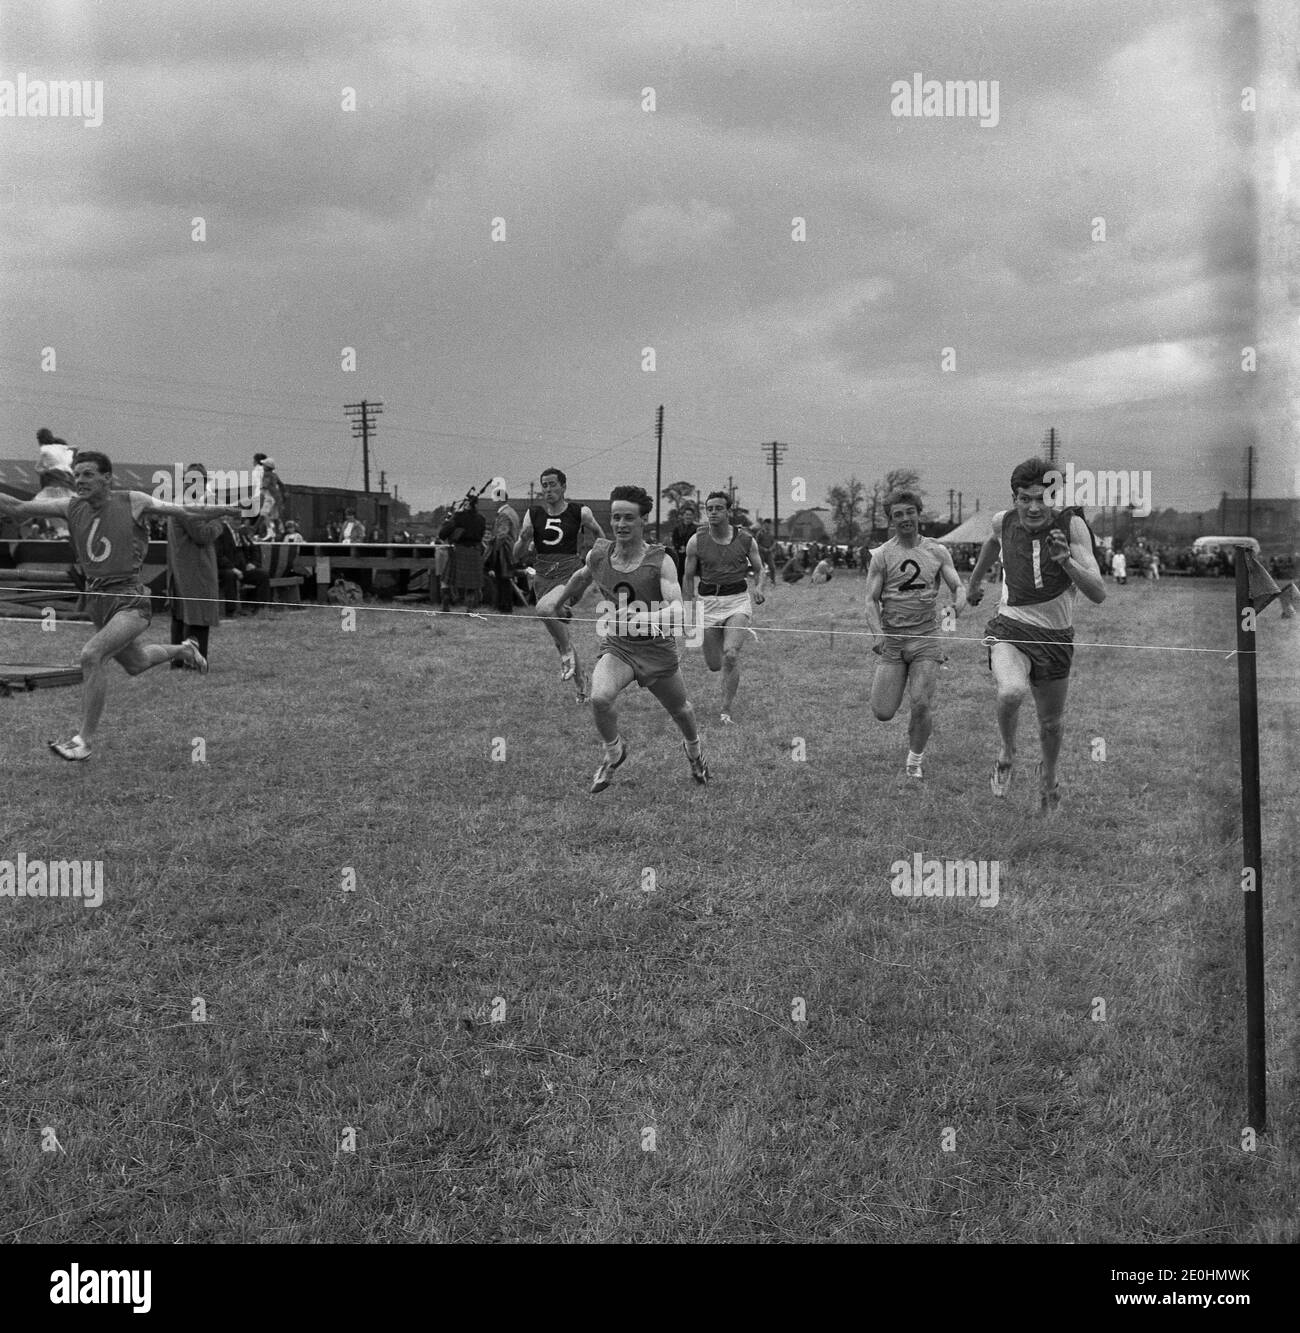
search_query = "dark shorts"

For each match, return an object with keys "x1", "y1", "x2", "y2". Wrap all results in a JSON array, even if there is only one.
[
  {"x1": 534, "y1": 555, "x2": 584, "y2": 599},
  {"x1": 87, "y1": 580, "x2": 153, "y2": 631},
  {"x1": 985, "y1": 614, "x2": 1073, "y2": 684},
  {"x1": 597, "y1": 634, "x2": 681, "y2": 689}
]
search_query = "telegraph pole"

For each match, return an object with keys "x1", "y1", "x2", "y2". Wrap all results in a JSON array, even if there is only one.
[
  {"x1": 1245, "y1": 445, "x2": 1254, "y2": 537},
  {"x1": 1042, "y1": 426, "x2": 1059, "y2": 466},
  {"x1": 957, "y1": 491, "x2": 963, "y2": 523},
  {"x1": 762, "y1": 441, "x2": 788, "y2": 539},
  {"x1": 344, "y1": 399, "x2": 383, "y2": 493},
  {"x1": 727, "y1": 475, "x2": 736, "y2": 506},
  {"x1": 948, "y1": 489, "x2": 955, "y2": 524}
]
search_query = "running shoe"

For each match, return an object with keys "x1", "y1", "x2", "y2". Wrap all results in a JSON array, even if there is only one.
[
  {"x1": 573, "y1": 669, "x2": 589, "y2": 704},
  {"x1": 684, "y1": 741, "x2": 710, "y2": 785},
  {"x1": 590, "y1": 739, "x2": 628, "y2": 793},
  {"x1": 49, "y1": 736, "x2": 91, "y2": 762},
  {"x1": 990, "y1": 756, "x2": 1013, "y2": 797},
  {"x1": 180, "y1": 638, "x2": 209, "y2": 675},
  {"x1": 559, "y1": 649, "x2": 577, "y2": 682},
  {"x1": 719, "y1": 712, "x2": 734, "y2": 725},
  {"x1": 906, "y1": 755, "x2": 924, "y2": 780}
]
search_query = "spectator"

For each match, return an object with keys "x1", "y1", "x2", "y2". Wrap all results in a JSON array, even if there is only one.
[
  {"x1": 216, "y1": 518, "x2": 270, "y2": 615},
  {"x1": 669, "y1": 502, "x2": 699, "y2": 579},
  {"x1": 810, "y1": 558, "x2": 834, "y2": 584},
  {"x1": 1111, "y1": 549, "x2": 1127, "y2": 585},
  {"x1": 484, "y1": 503, "x2": 519, "y2": 613},
  {"x1": 340, "y1": 508, "x2": 366, "y2": 543},
  {"x1": 755, "y1": 519, "x2": 778, "y2": 582},
  {"x1": 282, "y1": 519, "x2": 305, "y2": 544},
  {"x1": 780, "y1": 554, "x2": 806, "y2": 584},
  {"x1": 257, "y1": 457, "x2": 287, "y2": 531},
  {"x1": 437, "y1": 495, "x2": 486, "y2": 611},
  {"x1": 31, "y1": 427, "x2": 75, "y2": 536},
  {"x1": 166, "y1": 464, "x2": 222, "y2": 669}
]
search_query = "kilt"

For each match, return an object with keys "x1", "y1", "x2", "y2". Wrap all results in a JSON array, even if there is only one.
[{"x1": 448, "y1": 543, "x2": 484, "y2": 593}]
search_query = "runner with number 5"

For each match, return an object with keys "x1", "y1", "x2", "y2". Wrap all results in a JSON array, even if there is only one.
[
  {"x1": 865, "y1": 491, "x2": 966, "y2": 780},
  {"x1": 514, "y1": 467, "x2": 605, "y2": 702}
]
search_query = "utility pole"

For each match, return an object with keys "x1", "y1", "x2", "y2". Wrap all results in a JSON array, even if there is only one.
[
  {"x1": 948, "y1": 489, "x2": 955, "y2": 524},
  {"x1": 344, "y1": 399, "x2": 383, "y2": 493},
  {"x1": 378, "y1": 470, "x2": 387, "y2": 493},
  {"x1": 1042, "y1": 426, "x2": 1059, "y2": 466},
  {"x1": 654, "y1": 404, "x2": 664, "y2": 542},
  {"x1": 727, "y1": 474, "x2": 736, "y2": 506},
  {"x1": 957, "y1": 491, "x2": 963, "y2": 524},
  {"x1": 761, "y1": 441, "x2": 788, "y2": 539},
  {"x1": 1246, "y1": 445, "x2": 1254, "y2": 537}
]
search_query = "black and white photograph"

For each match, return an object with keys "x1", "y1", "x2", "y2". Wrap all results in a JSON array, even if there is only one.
[{"x1": 0, "y1": 0, "x2": 1295, "y2": 1276}]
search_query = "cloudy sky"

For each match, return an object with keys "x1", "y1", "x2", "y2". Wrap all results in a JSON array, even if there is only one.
[{"x1": 0, "y1": 0, "x2": 1276, "y2": 520}]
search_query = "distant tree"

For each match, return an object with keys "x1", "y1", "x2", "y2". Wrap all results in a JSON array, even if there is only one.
[
  {"x1": 661, "y1": 480, "x2": 698, "y2": 510},
  {"x1": 882, "y1": 468, "x2": 924, "y2": 503},
  {"x1": 827, "y1": 475, "x2": 867, "y2": 543}
]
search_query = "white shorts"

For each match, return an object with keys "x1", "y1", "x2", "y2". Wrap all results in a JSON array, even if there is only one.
[{"x1": 700, "y1": 591, "x2": 753, "y2": 629}]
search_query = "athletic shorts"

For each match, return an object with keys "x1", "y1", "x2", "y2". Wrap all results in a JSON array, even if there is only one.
[
  {"x1": 87, "y1": 579, "x2": 153, "y2": 630},
  {"x1": 533, "y1": 555, "x2": 584, "y2": 599},
  {"x1": 597, "y1": 634, "x2": 681, "y2": 689},
  {"x1": 985, "y1": 613, "x2": 1074, "y2": 683},
  {"x1": 700, "y1": 591, "x2": 753, "y2": 629},
  {"x1": 873, "y1": 629, "x2": 946, "y2": 665}
]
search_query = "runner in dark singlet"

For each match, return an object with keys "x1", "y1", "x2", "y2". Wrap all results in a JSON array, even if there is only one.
[
  {"x1": 966, "y1": 457, "x2": 1106, "y2": 812},
  {"x1": 551, "y1": 484, "x2": 709, "y2": 793},
  {"x1": 513, "y1": 467, "x2": 605, "y2": 702},
  {"x1": 0, "y1": 450, "x2": 244, "y2": 761}
]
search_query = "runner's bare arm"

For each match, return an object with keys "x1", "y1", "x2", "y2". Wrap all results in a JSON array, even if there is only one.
[
  {"x1": 656, "y1": 554, "x2": 685, "y2": 634},
  {"x1": 682, "y1": 534, "x2": 699, "y2": 600},
  {"x1": 554, "y1": 552, "x2": 596, "y2": 610},
  {"x1": 747, "y1": 535, "x2": 766, "y2": 602},
  {"x1": 1054, "y1": 515, "x2": 1106, "y2": 604},
  {"x1": 0, "y1": 494, "x2": 71, "y2": 519},
  {"x1": 966, "y1": 517, "x2": 1003, "y2": 605},
  {"x1": 580, "y1": 506, "x2": 606, "y2": 543},
  {"x1": 939, "y1": 546, "x2": 967, "y2": 615},
  {"x1": 137, "y1": 491, "x2": 243, "y2": 520},
  {"x1": 864, "y1": 562, "x2": 885, "y2": 639}
]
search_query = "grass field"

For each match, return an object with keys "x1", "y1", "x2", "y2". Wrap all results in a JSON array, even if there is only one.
[{"x1": 0, "y1": 574, "x2": 1295, "y2": 1243}]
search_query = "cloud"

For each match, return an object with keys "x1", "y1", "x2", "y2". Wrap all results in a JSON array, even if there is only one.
[{"x1": 613, "y1": 198, "x2": 735, "y2": 267}]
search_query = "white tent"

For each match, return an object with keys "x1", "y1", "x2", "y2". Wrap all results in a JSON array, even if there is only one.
[{"x1": 937, "y1": 511, "x2": 994, "y2": 545}]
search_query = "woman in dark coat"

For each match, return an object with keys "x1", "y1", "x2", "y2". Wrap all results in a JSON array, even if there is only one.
[{"x1": 167, "y1": 464, "x2": 223, "y2": 667}]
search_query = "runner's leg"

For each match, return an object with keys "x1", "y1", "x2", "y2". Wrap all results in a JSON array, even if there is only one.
[
  {"x1": 77, "y1": 610, "x2": 152, "y2": 743},
  {"x1": 1029, "y1": 675, "x2": 1070, "y2": 793},
  {"x1": 719, "y1": 614, "x2": 751, "y2": 714},
  {"x1": 990, "y1": 641, "x2": 1032, "y2": 769},
  {"x1": 906, "y1": 658, "x2": 941, "y2": 755},
  {"x1": 647, "y1": 668, "x2": 699, "y2": 745},
  {"x1": 870, "y1": 660, "x2": 908, "y2": 721},
  {"x1": 589, "y1": 652, "x2": 635, "y2": 743}
]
